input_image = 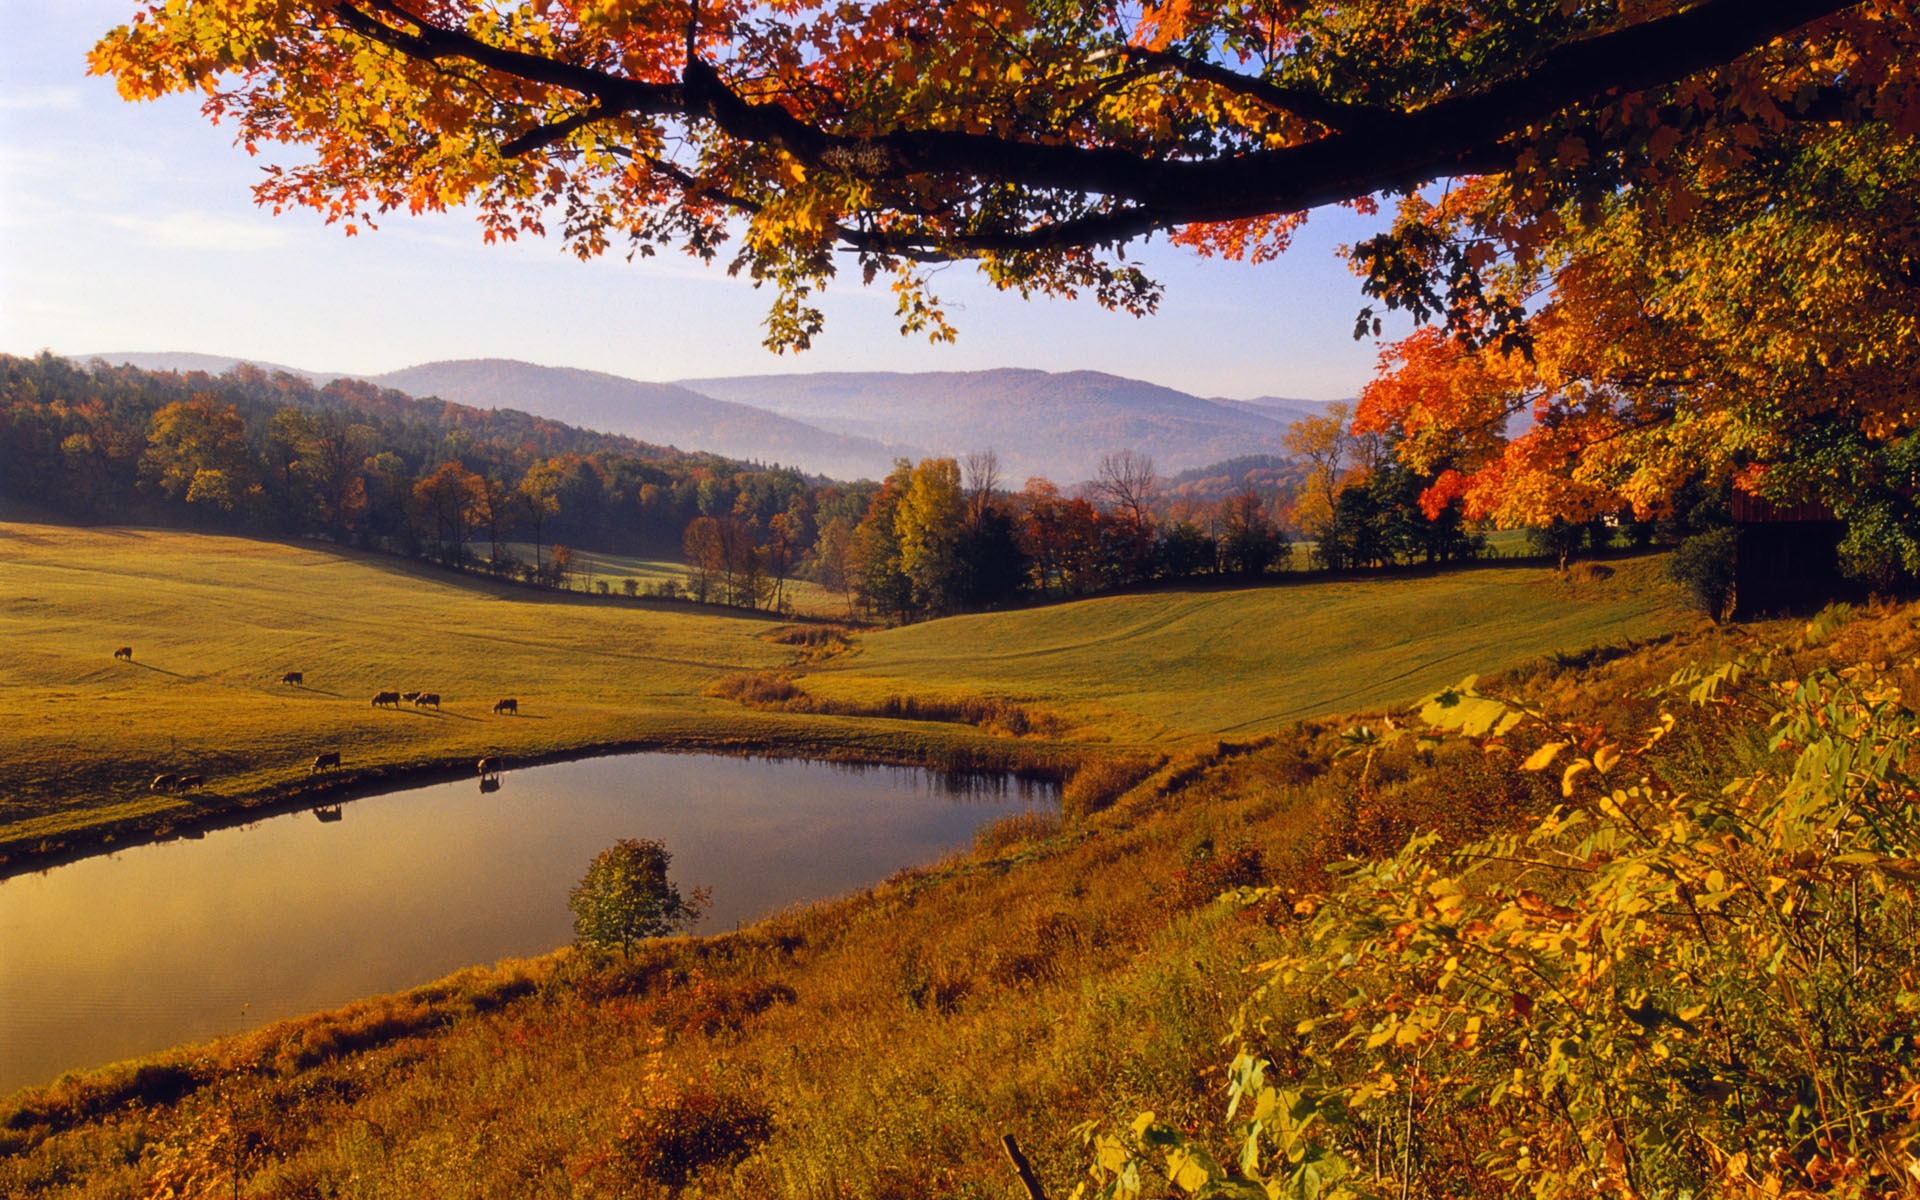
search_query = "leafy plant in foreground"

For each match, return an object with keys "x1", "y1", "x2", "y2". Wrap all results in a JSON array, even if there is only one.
[{"x1": 1076, "y1": 649, "x2": 1920, "y2": 1199}]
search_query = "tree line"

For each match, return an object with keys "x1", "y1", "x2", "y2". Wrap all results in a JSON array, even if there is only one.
[{"x1": 4, "y1": 353, "x2": 1645, "y2": 623}]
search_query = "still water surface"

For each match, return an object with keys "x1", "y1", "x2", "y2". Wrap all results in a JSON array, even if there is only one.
[{"x1": 0, "y1": 752, "x2": 1054, "y2": 1095}]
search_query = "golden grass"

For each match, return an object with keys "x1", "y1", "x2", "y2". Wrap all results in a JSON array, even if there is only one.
[
  {"x1": 0, "y1": 522, "x2": 1016, "y2": 861},
  {"x1": 7, "y1": 512, "x2": 1823, "y2": 1200},
  {"x1": 808, "y1": 556, "x2": 1692, "y2": 746},
  {"x1": 2, "y1": 523, "x2": 1687, "y2": 865},
  {"x1": 8, "y1": 597, "x2": 1849, "y2": 1200}
]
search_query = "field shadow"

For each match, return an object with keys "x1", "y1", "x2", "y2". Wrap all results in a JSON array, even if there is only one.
[
  {"x1": 293, "y1": 686, "x2": 344, "y2": 698},
  {"x1": 401, "y1": 708, "x2": 481, "y2": 722},
  {"x1": 128, "y1": 662, "x2": 186, "y2": 678}
]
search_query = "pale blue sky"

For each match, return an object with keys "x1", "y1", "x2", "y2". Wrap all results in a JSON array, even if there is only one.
[{"x1": 0, "y1": 2, "x2": 1405, "y2": 400}]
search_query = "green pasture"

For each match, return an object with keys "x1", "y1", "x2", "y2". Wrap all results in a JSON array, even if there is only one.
[
  {"x1": 0, "y1": 521, "x2": 1687, "y2": 858},
  {"x1": 810, "y1": 557, "x2": 1689, "y2": 745},
  {"x1": 491, "y1": 541, "x2": 849, "y2": 617},
  {"x1": 0, "y1": 523, "x2": 886, "y2": 857}
]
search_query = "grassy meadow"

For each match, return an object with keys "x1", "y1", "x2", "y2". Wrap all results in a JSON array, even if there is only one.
[
  {"x1": 0, "y1": 521, "x2": 1689, "y2": 865},
  {"x1": 811, "y1": 557, "x2": 1685, "y2": 744},
  {"x1": 8, "y1": 590, "x2": 1890, "y2": 1200},
  {"x1": 0, "y1": 523, "x2": 921, "y2": 862}
]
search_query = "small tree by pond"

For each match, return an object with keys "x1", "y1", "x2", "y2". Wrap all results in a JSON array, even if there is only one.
[{"x1": 568, "y1": 838, "x2": 709, "y2": 957}]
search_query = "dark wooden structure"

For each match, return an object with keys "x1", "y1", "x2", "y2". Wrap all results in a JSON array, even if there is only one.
[{"x1": 1729, "y1": 494, "x2": 1861, "y2": 618}]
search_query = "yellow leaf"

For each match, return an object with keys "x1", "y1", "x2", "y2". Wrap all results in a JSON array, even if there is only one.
[
  {"x1": 1521, "y1": 741, "x2": 1569, "y2": 771},
  {"x1": 1168, "y1": 1151, "x2": 1210, "y2": 1193},
  {"x1": 1593, "y1": 743, "x2": 1621, "y2": 773},
  {"x1": 1562, "y1": 759, "x2": 1593, "y2": 797}
]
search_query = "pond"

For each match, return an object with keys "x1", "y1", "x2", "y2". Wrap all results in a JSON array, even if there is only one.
[{"x1": 0, "y1": 752, "x2": 1056, "y2": 1096}]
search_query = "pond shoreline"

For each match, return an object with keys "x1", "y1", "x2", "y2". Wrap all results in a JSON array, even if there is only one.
[{"x1": 0, "y1": 733, "x2": 1073, "y2": 881}]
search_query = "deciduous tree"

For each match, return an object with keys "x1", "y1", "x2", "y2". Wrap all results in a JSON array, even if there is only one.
[
  {"x1": 91, "y1": 1, "x2": 1889, "y2": 348},
  {"x1": 568, "y1": 838, "x2": 707, "y2": 959}
]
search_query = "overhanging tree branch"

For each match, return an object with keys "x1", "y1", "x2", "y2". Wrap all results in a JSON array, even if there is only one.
[{"x1": 330, "y1": 0, "x2": 1862, "y2": 251}]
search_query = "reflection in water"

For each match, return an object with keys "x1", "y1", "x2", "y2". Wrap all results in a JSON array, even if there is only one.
[{"x1": 0, "y1": 753, "x2": 1056, "y2": 1096}]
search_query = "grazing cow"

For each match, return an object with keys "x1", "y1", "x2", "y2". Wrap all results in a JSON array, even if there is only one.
[
  {"x1": 114, "y1": 647, "x2": 133, "y2": 661},
  {"x1": 311, "y1": 751, "x2": 341, "y2": 773},
  {"x1": 150, "y1": 773, "x2": 179, "y2": 792},
  {"x1": 492, "y1": 697, "x2": 518, "y2": 715},
  {"x1": 371, "y1": 690, "x2": 402, "y2": 708},
  {"x1": 281, "y1": 671, "x2": 304, "y2": 686},
  {"x1": 402, "y1": 691, "x2": 422, "y2": 703},
  {"x1": 413, "y1": 692, "x2": 441, "y2": 709},
  {"x1": 174, "y1": 773, "x2": 204, "y2": 791},
  {"x1": 477, "y1": 755, "x2": 500, "y2": 778}
]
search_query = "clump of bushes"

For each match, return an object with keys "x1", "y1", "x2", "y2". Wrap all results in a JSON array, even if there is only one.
[
  {"x1": 705, "y1": 672, "x2": 1066, "y2": 736},
  {"x1": 1667, "y1": 526, "x2": 1738, "y2": 619},
  {"x1": 1162, "y1": 837, "x2": 1268, "y2": 912},
  {"x1": 971, "y1": 808, "x2": 1062, "y2": 857},
  {"x1": 1061, "y1": 756, "x2": 1158, "y2": 819},
  {"x1": 706, "y1": 672, "x2": 807, "y2": 706},
  {"x1": 617, "y1": 1081, "x2": 773, "y2": 1189}
]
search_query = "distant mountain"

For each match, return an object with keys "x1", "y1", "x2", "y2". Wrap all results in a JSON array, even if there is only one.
[
  {"x1": 1215, "y1": 395, "x2": 1350, "y2": 427},
  {"x1": 81, "y1": 351, "x2": 347, "y2": 385},
  {"x1": 364, "y1": 360, "x2": 908, "y2": 478},
  {"x1": 677, "y1": 368, "x2": 1340, "y2": 482},
  {"x1": 80, "y1": 353, "x2": 1347, "y2": 483}
]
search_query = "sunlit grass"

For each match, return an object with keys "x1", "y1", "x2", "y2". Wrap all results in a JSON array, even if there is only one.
[
  {"x1": 813, "y1": 557, "x2": 1689, "y2": 745},
  {"x1": 0, "y1": 523, "x2": 973, "y2": 857}
]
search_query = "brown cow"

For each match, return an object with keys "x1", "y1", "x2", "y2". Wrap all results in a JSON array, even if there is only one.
[
  {"x1": 477, "y1": 755, "x2": 500, "y2": 778},
  {"x1": 413, "y1": 692, "x2": 440, "y2": 709},
  {"x1": 492, "y1": 697, "x2": 518, "y2": 715},
  {"x1": 150, "y1": 772, "x2": 179, "y2": 792},
  {"x1": 114, "y1": 646, "x2": 133, "y2": 661},
  {"x1": 372, "y1": 691, "x2": 402, "y2": 708},
  {"x1": 281, "y1": 670, "x2": 304, "y2": 685},
  {"x1": 174, "y1": 773, "x2": 204, "y2": 791},
  {"x1": 311, "y1": 751, "x2": 341, "y2": 773}
]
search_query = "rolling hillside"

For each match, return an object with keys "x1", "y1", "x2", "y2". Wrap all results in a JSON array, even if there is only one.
[
  {"x1": 806, "y1": 558, "x2": 1688, "y2": 744},
  {"x1": 0, "y1": 522, "x2": 1685, "y2": 864}
]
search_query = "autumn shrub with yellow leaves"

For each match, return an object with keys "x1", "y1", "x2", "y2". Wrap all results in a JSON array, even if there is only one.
[{"x1": 1081, "y1": 634, "x2": 1920, "y2": 1199}]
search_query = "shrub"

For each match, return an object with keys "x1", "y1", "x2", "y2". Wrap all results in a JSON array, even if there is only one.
[
  {"x1": 971, "y1": 808, "x2": 1062, "y2": 857},
  {"x1": 1667, "y1": 526, "x2": 1738, "y2": 619},
  {"x1": 1162, "y1": 837, "x2": 1267, "y2": 911},
  {"x1": 617, "y1": 1082, "x2": 772, "y2": 1189},
  {"x1": 1061, "y1": 757, "x2": 1157, "y2": 819},
  {"x1": 568, "y1": 839, "x2": 709, "y2": 958}
]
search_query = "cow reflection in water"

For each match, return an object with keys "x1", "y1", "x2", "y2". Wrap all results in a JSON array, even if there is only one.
[
  {"x1": 479, "y1": 777, "x2": 502, "y2": 794},
  {"x1": 313, "y1": 804, "x2": 343, "y2": 823}
]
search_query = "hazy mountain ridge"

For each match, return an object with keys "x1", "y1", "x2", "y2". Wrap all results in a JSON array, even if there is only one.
[
  {"x1": 83, "y1": 353, "x2": 1345, "y2": 482},
  {"x1": 84, "y1": 353, "x2": 909, "y2": 478},
  {"x1": 678, "y1": 368, "x2": 1342, "y2": 482},
  {"x1": 367, "y1": 360, "x2": 910, "y2": 478}
]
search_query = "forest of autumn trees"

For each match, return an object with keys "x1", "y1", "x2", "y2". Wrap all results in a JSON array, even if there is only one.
[{"x1": 5, "y1": 353, "x2": 1578, "y2": 623}]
